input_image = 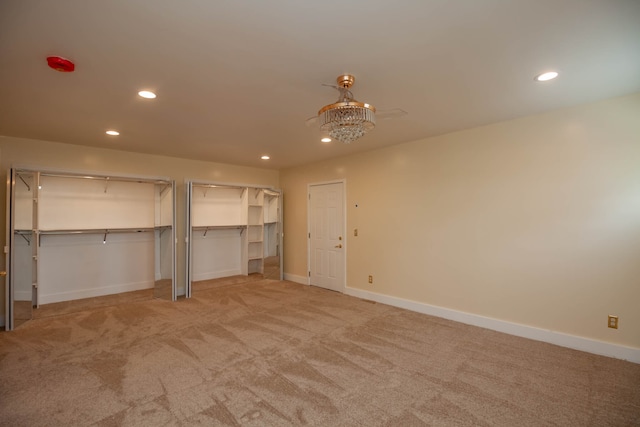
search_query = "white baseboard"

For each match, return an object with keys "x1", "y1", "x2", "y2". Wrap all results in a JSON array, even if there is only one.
[
  {"x1": 284, "y1": 273, "x2": 308, "y2": 285},
  {"x1": 14, "y1": 291, "x2": 32, "y2": 301},
  {"x1": 193, "y1": 269, "x2": 242, "y2": 282},
  {"x1": 345, "y1": 286, "x2": 640, "y2": 364},
  {"x1": 39, "y1": 281, "x2": 154, "y2": 305}
]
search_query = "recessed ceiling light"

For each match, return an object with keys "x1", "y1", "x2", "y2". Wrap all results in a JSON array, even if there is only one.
[
  {"x1": 261, "y1": 155, "x2": 270, "y2": 160},
  {"x1": 321, "y1": 137, "x2": 332, "y2": 143},
  {"x1": 535, "y1": 71, "x2": 559, "y2": 82},
  {"x1": 105, "y1": 130, "x2": 120, "y2": 136},
  {"x1": 138, "y1": 90, "x2": 156, "y2": 99}
]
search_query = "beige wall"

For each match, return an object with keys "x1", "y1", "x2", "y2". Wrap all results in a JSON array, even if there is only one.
[
  {"x1": 0, "y1": 136, "x2": 279, "y2": 318},
  {"x1": 2, "y1": 93, "x2": 638, "y2": 351},
  {"x1": 281, "y1": 93, "x2": 640, "y2": 349}
]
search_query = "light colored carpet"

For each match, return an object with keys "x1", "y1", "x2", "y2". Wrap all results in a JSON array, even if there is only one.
[{"x1": 0, "y1": 280, "x2": 638, "y2": 426}]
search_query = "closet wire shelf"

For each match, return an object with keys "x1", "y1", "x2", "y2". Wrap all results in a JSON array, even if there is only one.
[{"x1": 15, "y1": 226, "x2": 171, "y2": 245}]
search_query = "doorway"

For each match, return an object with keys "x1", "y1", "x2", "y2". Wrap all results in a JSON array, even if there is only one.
[
  {"x1": 308, "y1": 181, "x2": 346, "y2": 292},
  {"x1": 185, "y1": 182, "x2": 283, "y2": 298},
  {"x1": 4, "y1": 168, "x2": 176, "y2": 331}
]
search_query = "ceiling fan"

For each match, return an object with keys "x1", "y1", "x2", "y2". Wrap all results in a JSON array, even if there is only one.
[{"x1": 306, "y1": 74, "x2": 407, "y2": 144}]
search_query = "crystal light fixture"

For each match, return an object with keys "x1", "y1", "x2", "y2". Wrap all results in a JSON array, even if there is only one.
[{"x1": 318, "y1": 75, "x2": 376, "y2": 144}]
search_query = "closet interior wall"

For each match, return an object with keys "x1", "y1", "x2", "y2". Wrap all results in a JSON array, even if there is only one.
[
  {"x1": 191, "y1": 186, "x2": 248, "y2": 281},
  {"x1": 8, "y1": 169, "x2": 175, "y2": 328},
  {"x1": 187, "y1": 182, "x2": 282, "y2": 294}
]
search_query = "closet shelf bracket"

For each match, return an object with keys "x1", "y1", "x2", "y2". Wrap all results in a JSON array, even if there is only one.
[
  {"x1": 17, "y1": 232, "x2": 31, "y2": 246},
  {"x1": 18, "y1": 174, "x2": 31, "y2": 191},
  {"x1": 159, "y1": 184, "x2": 171, "y2": 197},
  {"x1": 157, "y1": 225, "x2": 171, "y2": 236}
]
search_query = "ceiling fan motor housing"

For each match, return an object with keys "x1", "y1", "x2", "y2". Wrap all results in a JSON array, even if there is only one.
[
  {"x1": 337, "y1": 74, "x2": 355, "y2": 89},
  {"x1": 316, "y1": 74, "x2": 377, "y2": 144}
]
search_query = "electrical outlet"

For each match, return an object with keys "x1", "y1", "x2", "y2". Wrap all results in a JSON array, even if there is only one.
[
  {"x1": 368, "y1": 275, "x2": 373, "y2": 284},
  {"x1": 608, "y1": 315, "x2": 618, "y2": 329}
]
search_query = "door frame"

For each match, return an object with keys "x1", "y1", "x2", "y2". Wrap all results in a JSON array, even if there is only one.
[
  {"x1": 4, "y1": 167, "x2": 177, "y2": 330},
  {"x1": 4, "y1": 168, "x2": 14, "y2": 330},
  {"x1": 307, "y1": 179, "x2": 347, "y2": 291}
]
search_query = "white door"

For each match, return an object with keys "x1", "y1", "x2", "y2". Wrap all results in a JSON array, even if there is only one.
[{"x1": 309, "y1": 182, "x2": 345, "y2": 292}]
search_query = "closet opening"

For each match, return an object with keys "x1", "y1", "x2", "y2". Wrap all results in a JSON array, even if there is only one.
[
  {"x1": 5, "y1": 168, "x2": 176, "y2": 330},
  {"x1": 186, "y1": 182, "x2": 282, "y2": 297}
]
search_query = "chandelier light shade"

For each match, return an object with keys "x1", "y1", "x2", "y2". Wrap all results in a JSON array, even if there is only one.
[{"x1": 318, "y1": 75, "x2": 376, "y2": 144}]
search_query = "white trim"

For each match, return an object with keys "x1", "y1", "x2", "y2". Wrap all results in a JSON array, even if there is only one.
[
  {"x1": 284, "y1": 273, "x2": 308, "y2": 285},
  {"x1": 14, "y1": 291, "x2": 32, "y2": 301},
  {"x1": 39, "y1": 281, "x2": 154, "y2": 305},
  {"x1": 307, "y1": 179, "x2": 347, "y2": 291},
  {"x1": 192, "y1": 269, "x2": 242, "y2": 282},
  {"x1": 345, "y1": 286, "x2": 640, "y2": 364}
]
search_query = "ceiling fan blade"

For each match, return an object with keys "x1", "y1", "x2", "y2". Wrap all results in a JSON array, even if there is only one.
[
  {"x1": 376, "y1": 108, "x2": 408, "y2": 120},
  {"x1": 305, "y1": 116, "x2": 318, "y2": 127},
  {"x1": 321, "y1": 83, "x2": 341, "y2": 91}
]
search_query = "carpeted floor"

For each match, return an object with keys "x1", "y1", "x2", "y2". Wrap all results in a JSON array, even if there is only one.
[{"x1": 0, "y1": 280, "x2": 639, "y2": 426}]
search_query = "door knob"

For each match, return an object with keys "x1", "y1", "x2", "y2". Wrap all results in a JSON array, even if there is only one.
[
  {"x1": 335, "y1": 244, "x2": 342, "y2": 248},
  {"x1": 0, "y1": 271, "x2": 6, "y2": 277}
]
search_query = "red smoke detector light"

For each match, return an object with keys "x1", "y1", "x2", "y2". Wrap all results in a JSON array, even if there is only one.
[{"x1": 46, "y1": 56, "x2": 75, "y2": 72}]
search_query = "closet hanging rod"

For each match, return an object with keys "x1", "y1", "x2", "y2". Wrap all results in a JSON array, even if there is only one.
[
  {"x1": 192, "y1": 225, "x2": 246, "y2": 231},
  {"x1": 39, "y1": 227, "x2": 155, "y2": 235},
  {"x1": 193, "y1": 184, "x2": 245, "y2": 189}
]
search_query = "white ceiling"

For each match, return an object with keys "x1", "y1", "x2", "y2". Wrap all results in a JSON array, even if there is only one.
[{"x1": 1, "y1": 0, "x2": 639, "y2": 170}]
